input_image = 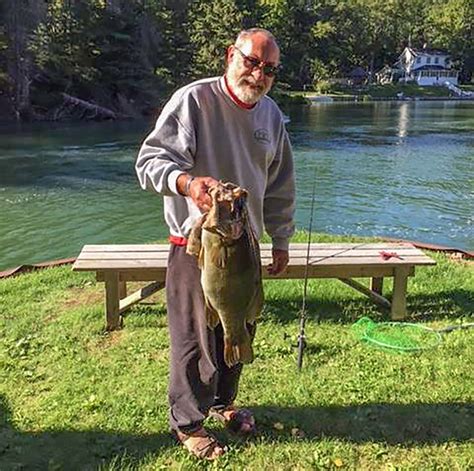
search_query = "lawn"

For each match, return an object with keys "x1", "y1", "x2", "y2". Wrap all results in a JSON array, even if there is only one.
[
  {"x1": 358, "y1": 84, "x2": 451, "y2": 98},
  {"x1": 0, "y1": 234, "x2": 473, "y2": 470}
]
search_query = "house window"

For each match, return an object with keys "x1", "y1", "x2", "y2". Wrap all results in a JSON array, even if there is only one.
[
  {"x1": 427, "y1": 57, "x2": 431, "y2": 64},
  {"x1": 416, "y1": 57, "x2": 421, "y2": 63},
  {"x1": 435, "y1": 57, "x2": 439, "y2": 64}
]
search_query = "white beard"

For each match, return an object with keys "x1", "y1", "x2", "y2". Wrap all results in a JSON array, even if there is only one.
[{"x1": 227, "y1": 66, "x2": 270, "y2": 105}]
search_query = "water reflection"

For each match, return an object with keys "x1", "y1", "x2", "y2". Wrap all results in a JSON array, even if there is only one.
[{"x1": 397, "y1": 103, "x2": 409, "y2": 140}]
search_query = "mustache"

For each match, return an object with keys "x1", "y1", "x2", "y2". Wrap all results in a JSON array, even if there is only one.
[{"x1": 238, "y1": 77, "x2": 265, "y2": 90}]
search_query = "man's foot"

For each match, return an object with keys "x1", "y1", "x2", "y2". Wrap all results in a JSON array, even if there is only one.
[
  {"x1": 209, "y1": 405, "x2": 256, "y2": 435},
  {"x1": 173, "y1": 427, "x2": 226, "y2": 460}
]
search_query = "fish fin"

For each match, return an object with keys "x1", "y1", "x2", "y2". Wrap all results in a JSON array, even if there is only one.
[
  {"x1": 186, "y1": 215, "x2": 205, "y2": 257},
  {"x1": 204, "y1": 300, "x2": 220, "y2": 329},
  {"x1": 244, "y1": 216, "x2": 262, "y2": 275},
  {"x1": 197, "y1": 246, "x2": 205, "y2": 269},
  {"x1": 203, "y1": 188, "x2": 219, "y2": 229},
  {"x1": 223, "y1": 330, "x2": 254, "y2": 367},
  {"x1": 209, "y1": 245, "x2": 227, "y2": 268}
]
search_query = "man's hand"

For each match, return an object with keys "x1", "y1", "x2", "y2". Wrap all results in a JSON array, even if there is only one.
[
  {"x1": 177, "y1": 174, "x2": 218, "y2": 213},
  {"x1": 267, "y1": 249, "x2": 289, "y2": 275}
]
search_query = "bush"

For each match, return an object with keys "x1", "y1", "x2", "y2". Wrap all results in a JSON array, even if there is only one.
[
  {"x1": 315, "y1": 80, "x2": 331, "y2": 94},
  {"x1": 270, "y1": 90, "x2": 309, "y2": 107}
]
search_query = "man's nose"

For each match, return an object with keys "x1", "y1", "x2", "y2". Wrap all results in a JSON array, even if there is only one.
[{"x1": 251, "y1": 66, "x2": 265, "y2": 81}]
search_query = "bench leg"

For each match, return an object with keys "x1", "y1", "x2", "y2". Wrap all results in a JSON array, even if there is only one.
[
  {"x1": 119, "y1": 281, "x2": 127, "y2": 299},
  {"x1": 119, "y1": 281, "x2": 165, "y2": 314},
  {"x1": 391, "y1": 267, "x2": 410, "y2": 320},
  {"x1": 104, "y1": 272, "x2": 123, "y2": 331},
  {"x1": 371, "y1": 277, "x2": 383, "y2": 295}
]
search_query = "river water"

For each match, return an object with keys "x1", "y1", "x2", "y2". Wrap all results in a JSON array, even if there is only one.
[{"x1": 0, "y1": 101, "x2": 472, "y2": 270}]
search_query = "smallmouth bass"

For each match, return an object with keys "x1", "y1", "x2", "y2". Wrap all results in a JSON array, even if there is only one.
[{"x1": 187, "y1": 182, "x2": 263, "y2": 367}]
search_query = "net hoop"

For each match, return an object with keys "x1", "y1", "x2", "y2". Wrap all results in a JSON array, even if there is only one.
[
  {"x1": 362, "y1": 321, "x2": 443, "y2": 351},
  {"x1": 352, "y1": 317, "x2": 444, "y2": 352}
]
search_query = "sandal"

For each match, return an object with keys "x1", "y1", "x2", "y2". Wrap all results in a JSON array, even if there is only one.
[
  {"x1": 173, "y1": 427, "x2": 226, "y2": 460},
  {"x1": 209, "y1": 405, "x2": 256, "y2": 435}
]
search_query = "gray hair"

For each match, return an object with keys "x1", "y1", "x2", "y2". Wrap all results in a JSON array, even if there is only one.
[{"x1": 235, "y1": 28, "x2": 278, "y2": 48}]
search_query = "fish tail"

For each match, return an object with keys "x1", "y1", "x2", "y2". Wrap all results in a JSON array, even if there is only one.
[{"x1": 224, "y1": 331, "x2": 254, "y2": 367}]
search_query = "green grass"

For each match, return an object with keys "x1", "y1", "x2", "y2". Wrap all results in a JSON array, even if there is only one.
[
  {"x1": 362, "y1": 84, "x2": 451, "y2": 98},
  {"x1": 1, "y1": 233, "x2": 473, "y2": 470}
]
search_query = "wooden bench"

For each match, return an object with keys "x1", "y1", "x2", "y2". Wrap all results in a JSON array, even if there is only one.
[{"x1": 72, "y1": 242, "x2": 436, "y2": 330}]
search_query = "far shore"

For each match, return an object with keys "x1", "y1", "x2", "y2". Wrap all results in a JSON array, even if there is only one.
[
  {"x1": 305, "y1": 95, "x2": 474, "y2": 104},
  {"x1": 1, "y1": 84, "x2": 473, "y2": 124},
  {"x1": 287, "y1": 83, "x2": 474, "y2": 104}
]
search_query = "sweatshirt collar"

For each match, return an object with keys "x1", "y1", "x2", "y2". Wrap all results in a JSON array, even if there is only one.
[{"x1": 223, "y1": 75, "x2": 256, "y2": 110}]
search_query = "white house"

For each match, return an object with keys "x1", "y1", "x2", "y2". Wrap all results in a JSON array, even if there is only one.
[{"x1": 396, "y1": 46, "x2": 458, "y2": 86}]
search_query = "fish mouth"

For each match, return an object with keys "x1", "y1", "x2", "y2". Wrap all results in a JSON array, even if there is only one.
[{"x1": 205, "y1": 182, "x2": 249, "y2": 240}]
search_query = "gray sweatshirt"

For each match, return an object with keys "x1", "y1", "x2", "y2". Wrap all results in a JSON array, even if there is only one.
[{"x1": 135, "y1": 76, "x2": 295, "y2": 250}]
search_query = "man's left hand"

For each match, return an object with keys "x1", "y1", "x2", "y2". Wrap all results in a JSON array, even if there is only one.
[{"x1": 267, "y1": 249, "x2": 289, "y2": 275}]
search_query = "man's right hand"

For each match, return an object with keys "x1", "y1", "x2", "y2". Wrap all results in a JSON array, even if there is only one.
[{"x1": 177, "y1": 174, "x2": 218, "y2": 213}]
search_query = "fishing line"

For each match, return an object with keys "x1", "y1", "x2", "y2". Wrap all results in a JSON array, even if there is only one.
[{"x1": 297, "y1": 165, "x2": 318, "y2": 370}]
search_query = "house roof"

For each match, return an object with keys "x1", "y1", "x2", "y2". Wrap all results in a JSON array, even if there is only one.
[{"x1": 408, "y1": 47, "x2": 449, "y2": 57}]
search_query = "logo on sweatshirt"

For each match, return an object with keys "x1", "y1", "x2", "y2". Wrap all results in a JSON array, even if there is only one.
[{"x1": 254, "y1": 128, "x2": 270, "y2": 144}]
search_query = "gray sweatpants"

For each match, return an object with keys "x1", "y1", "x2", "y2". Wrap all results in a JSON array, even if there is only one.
[{"x1": 165, "y1": 244, "x2": 255, "y2": 433}]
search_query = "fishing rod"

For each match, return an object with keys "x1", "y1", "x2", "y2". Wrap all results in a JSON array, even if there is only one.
[{"x1": 297, "y1": 168, "x2": 318, "y2": 370}]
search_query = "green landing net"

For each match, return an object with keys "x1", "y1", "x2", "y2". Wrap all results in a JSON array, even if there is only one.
[{"x1": 352, "y1": 317, "x2": 443, "y2": 352}]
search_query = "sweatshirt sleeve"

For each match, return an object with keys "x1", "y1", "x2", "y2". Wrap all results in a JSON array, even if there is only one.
[
  {"x1": 264, "y1": 126, "x2": 296, "y2": 251},
  {"x1": 135, "y1": 97, "x2": 196, "y2": 196}
]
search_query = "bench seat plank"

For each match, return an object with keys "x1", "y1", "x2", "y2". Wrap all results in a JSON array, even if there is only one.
[
  {"x1": 80, "y1": 242, "x2": 424, "y2": 252},
  {"x1": 77, "y1": 247, "x2": 430, "y2": 260}
]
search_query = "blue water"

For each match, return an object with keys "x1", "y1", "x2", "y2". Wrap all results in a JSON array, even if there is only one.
[
  {"x1": 0, "y1": 101, "x2": 472, "y2": 270},
  {"x1": 291, "y1": 102, "x2": 473, "y2": 249}
]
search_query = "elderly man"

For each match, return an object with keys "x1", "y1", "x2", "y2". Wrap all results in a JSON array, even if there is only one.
[{"x1": 136, "y1": 28, "x2": 295, "y2": 460}]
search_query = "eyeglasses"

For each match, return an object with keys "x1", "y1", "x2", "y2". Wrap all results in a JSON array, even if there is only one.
[{"x1": 234, "y1": 46, "x2": 281, "y2": 77}]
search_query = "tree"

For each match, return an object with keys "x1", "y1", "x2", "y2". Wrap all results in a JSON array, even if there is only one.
[
  {"x1": 1, "y1": 0, "x2": 471, "y2": 121},
  {"x1": 29, "y1": 1, "x2": 99, "y2": 92},
  {"x1": 258, "y1": 0, "x2": 319, "y2": 87},
  {"x1": 0, "y1": 2, "x2": 10, "y2": 98},
  {"x1": 3, "y1": 0, "x2": 46, "y2": 119},
  {"x1": 29, "y1": 0, "x2": 178, "y2": 117},
  {"x1": 187, "y1": 0, "x2": 243, "y2": 79},
  {"x1": 138, "y1": 0, "x2": 196, "y2": 89},
  {"x1": 425, "y1": 0, "x2": 474, "y2": 80},
  {"x1": 236, "y1": 0, "x2": 264, "y2": 29}
]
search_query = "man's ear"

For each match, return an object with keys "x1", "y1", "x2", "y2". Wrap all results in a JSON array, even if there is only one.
[{"x1": 226, "y1": 45, "x2": 235, "y2": 64}]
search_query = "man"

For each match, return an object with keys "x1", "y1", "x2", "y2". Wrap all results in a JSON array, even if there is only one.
[{"x1": 136, "y1": 28, "x2": 295, "y2": 460}]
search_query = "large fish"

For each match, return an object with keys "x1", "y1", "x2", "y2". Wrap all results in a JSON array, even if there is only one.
[{"x1": 187, "y1": 182, "x2": 263, "y2": 367}]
